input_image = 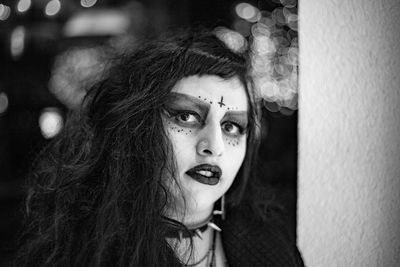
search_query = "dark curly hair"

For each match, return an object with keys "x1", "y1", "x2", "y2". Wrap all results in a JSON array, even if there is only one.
[{"x1": 14, "y1": 29, "x2": 262, "y2": 266}]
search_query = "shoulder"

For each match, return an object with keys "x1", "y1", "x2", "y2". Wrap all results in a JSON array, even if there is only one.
[{"x1": 220, "y1": 202, "x2": 305, "y2": 267}]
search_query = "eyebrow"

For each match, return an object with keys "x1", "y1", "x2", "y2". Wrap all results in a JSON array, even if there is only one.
[
  {"x1": 222, "y1": 111, "x2": 248, "y2": 125},
  {"x1": 223, "y1": 110, "x2": 248, "y2": 116},
  {"x1": 166, "y1": 92, "x2": 248, "y2": 115},
  {"x1": 166, "y1": 92, "x2": 210, "y2": 111}
]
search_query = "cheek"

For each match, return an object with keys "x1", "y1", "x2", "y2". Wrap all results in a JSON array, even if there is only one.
[
  {"x1": 164, "y1": 120, "x2": 196, "y2": 166},
  {"x1": 165, "y1": 121, "x2": 194, "y2": 136},
  {"x1": 224, "y1": 136, "x2": 247, "y2": 168},
  {"x1": 224, "y1": 136, "x2": 242, "y2": 147}
]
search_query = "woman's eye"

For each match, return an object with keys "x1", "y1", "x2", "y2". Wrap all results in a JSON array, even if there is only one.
[
  {"x1": 222, "y1": 122, "x2": 242, "y2": 136},
  {"x1": 176, "y1": 112, "x2": 198, "y2": 123},
  {"x1": 178, "y1": 113, "x2": 190, "y2": 122}
]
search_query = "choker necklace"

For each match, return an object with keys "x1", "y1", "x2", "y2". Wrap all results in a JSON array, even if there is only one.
[
  {"x1": 171, "y1": 216, "x2": 221, "y2": 267},
  {"x1": 165, "y1": 213, "x2": 222, "y2": 240},
  {"x1": 166, "y1": 195, "x2": 225, "y2": 240}
]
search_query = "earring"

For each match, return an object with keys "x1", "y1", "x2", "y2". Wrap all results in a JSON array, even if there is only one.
[{"x1": 213, "y1": 195, "x2": 225, "y2": 220}]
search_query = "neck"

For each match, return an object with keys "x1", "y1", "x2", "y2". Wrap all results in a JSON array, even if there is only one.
[
  {"x1": 184, "y1": 205, "x2": 214, "y2": 228},
  {"x1": 167, "y1": 204, "x2": 214, "y2": 228}
]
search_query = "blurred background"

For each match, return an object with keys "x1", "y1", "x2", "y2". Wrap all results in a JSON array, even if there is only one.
[{"x1": 0, "y1": 0, "x2": 298, "y2": 262}]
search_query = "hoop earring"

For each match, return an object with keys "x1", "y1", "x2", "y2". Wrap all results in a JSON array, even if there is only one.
[{"x1": 213, "y1": 195, "x2": 225, "y2": 220}]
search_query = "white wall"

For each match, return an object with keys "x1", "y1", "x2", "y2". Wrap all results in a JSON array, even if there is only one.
[{"x1": 298, "y1": 1, "x2": 400, "y2": 266}]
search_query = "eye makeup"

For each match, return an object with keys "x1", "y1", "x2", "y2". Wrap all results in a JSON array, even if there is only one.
[
  {"x1": 225, "y1": 137, "x2": 240, "y2": 147},
  {"x1": 165, "y1": 120, "x2": 193, "y2": 135},
  {"x1": 163, "y1": 106, "x2": 203, "y2": 128},
  {"x1": 163, "y1": 92, "x2": 249, "y2": 139},
  {"x1": 222, "y1": 112, "x2": 248, "y2": 134},
  {"x1": 165, "y1": 92, "x2": 210, "y2": 119}
]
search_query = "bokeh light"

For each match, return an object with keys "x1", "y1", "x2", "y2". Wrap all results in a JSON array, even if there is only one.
[
  {"x1": 252, "y1": 35, "x2": 276, "y2": 55},
  {"x1": 258, "y1": 14, "x2": 275, "y2": 29},
  {"x1": 287, "y1": 14, "x2": 298, "y2": 31},
  {"x1": 280, "y1": 0, "x2": 297, "y2": 8},
  {"x1": 63, "y1": 10, "x2": 130, "y2": 37},
  {"x1": 80, "y1": 0, "x2": 97, "y2": 8},
  {"x1": 38, "y1": 108, "x2": 63, "y2": 139},
  {"x1": 0, "y1": 4, "x2": 11, "y2": 21},
  {"x1": 248, "y1": 0, "x2": 298, "y2": 112},
  {"x1": 271, "y1": 7, "x2": 286, "y2": 26},
  {"x1": 49, "y1": 47, "x2": 108, "y2": 109},
  {"x1": 11, "y1": 26, "x2": 26, "y2": 59},
  {"x1": 215, "y1": 27, "x2": 247, "y2": 53},
  {"x1": 17, "y1": 0, "x2": 31, "y2": 13},
  {"x1": 45, "y1": 0, "x2": 61, "y2": 16},
  {"x1": 0, "y1": 92, "x2": 9, "y2": 114},
  {"x1": 251, "y1": 22, "x2": 271, "y2": 37},
  {"x1": 235, "y1": 2, "x2": 260, "y2": 23}
]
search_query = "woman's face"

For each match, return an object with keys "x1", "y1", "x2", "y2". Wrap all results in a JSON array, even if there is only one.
[{"x1": 162, "y1": 75, "x2": 248, "y2": 222}]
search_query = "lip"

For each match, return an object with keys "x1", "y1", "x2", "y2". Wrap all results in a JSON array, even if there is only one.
[{"x1": 186, "y1": 164, "x2": 222, "y2": 186}]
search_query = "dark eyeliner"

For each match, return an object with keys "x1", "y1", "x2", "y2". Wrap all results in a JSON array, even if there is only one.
[
  {"x1": 163, "y1": 106, "x2": 203, "y2": 124},
  {"x1": 227, "y1": 120, "x2": 248, "y2": 134}
]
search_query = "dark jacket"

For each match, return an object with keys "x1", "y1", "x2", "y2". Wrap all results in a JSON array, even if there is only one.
[{"x1": 220, "y1": 203, "x2": 305, "y2": 267}]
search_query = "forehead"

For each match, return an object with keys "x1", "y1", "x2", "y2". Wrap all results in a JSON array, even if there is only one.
[{"x1": 171, "y1": 75, "x2": 248, "y2": 111}]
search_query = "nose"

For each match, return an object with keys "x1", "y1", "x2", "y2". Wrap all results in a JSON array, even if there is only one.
[{"x1": 196, "y1": 123, "x2": 224, "y2": 157}]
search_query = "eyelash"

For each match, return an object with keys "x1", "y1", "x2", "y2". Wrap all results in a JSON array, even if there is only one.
[
  {"x1": 223, "y1": 120, "x2": 247, "y2": 136},
  {"x1": 170, "y1": 110, "x2": 201, "y2": 125},
  {"x1": 164, "y1": 108, "x2": 247, "y2": 137}
]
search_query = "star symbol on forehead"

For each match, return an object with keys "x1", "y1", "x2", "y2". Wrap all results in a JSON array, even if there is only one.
[{"x1": 217, "y1": 96, "x2": 225, "y2": 108}]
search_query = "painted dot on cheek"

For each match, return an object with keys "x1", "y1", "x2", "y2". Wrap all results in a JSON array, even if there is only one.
[{"x1": 226, "y1": 137, "x2": 241, "y2": 147}]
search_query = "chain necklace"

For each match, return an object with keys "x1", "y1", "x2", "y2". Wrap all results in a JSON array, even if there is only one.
[{"x1": 185, "y1": 225, "x2": 217, "y2": 267}]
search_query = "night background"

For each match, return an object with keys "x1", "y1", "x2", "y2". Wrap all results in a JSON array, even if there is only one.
[{"x1": 0, "y1": 0, "x2": 298, "y2": 263}]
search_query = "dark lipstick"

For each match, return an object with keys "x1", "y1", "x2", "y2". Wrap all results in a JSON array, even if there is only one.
[{"x1": 185, "y1": 164, "x2": 222, "y2": 186}]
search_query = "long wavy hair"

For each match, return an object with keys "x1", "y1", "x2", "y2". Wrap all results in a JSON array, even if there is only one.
[{"x1": 14, "y1": 29, "x2": 262, "y2": 266}]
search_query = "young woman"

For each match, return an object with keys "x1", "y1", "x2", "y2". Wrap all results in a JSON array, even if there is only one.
[{"x1": 14, "y1": 29, "x2": 304, "y2": 266}]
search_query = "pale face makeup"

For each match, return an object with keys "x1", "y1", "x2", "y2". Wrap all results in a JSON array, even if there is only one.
[{"x1": 162, "y1": 75, "x2": 249, "y2": 225}]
